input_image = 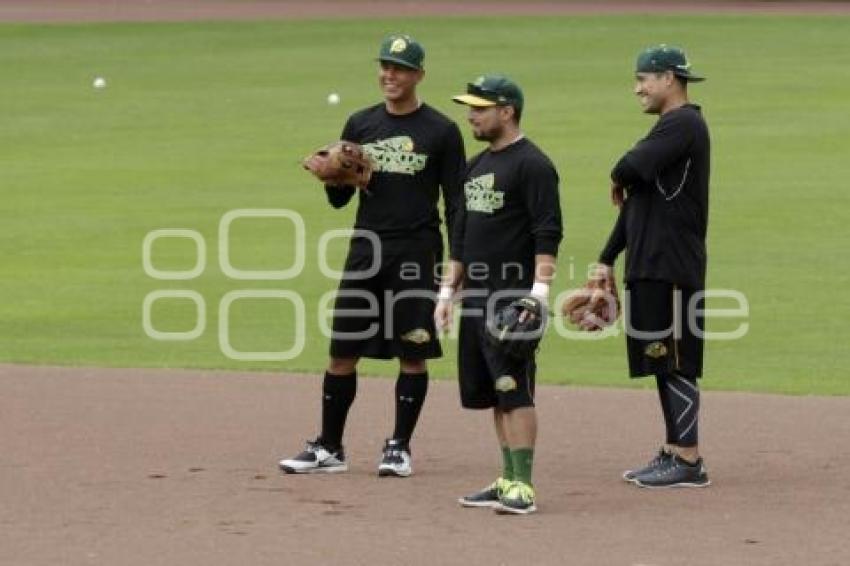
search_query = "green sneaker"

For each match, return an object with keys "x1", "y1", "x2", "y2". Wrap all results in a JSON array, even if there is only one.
[
  {"x1": 495, "y1": 480, "x2": 537, "y2": 515},
  {"x1": 458, "y1": 477, "x2": 511, "y2": 508}
]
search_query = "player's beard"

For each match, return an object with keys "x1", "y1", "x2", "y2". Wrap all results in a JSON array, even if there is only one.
[{"x1": 473, "y1": 122, "x2": 503, "y2": 142}]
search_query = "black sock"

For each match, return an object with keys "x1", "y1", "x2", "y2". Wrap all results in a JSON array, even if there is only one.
[
  {"x1": 391, "y1": 372, "x2": 428, "y2": 443},
  {"x1": 319, "y1": 371, "x2": 356, "y2": 449},
  {"x1": 657, "y1": 372, "x2": 700, "y2": 447}
]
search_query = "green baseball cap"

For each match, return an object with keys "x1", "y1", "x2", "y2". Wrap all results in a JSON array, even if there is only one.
[
  {"x1": 636, "y1": 44, "x2": 705, "y2": 82},
  {"x1": 452, "y1": 74, "x2": 524, "y2": 111},
  {"x1": 377, "y1": 34, "x2": 424, "y2": 70}
]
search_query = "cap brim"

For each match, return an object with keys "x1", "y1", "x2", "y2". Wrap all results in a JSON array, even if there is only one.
[
  {"x1": 451, "y1": 94, "x2": 497, "y2": 107},
  {"x1": 376, "y1": 56, "x2": 421, "y2": 70},
  {"x1": 673, "y1": 70, "x2": 705, "y2": 82}
]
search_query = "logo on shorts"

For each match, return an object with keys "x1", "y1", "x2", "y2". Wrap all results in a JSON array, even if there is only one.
[
  {"x1": 645, "y1": 341, "x2": 668, "y2": 359},
  {"x1": 401, "y1": 328, "x2": 431, "y2": 344},
  {"x1": 494, "y1": 375, "x2": 518, "y2": 392}
]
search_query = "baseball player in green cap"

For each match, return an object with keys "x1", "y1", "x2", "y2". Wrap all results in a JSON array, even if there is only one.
[
  {"x1": 279, "y1": 34, "x2": 466, "y2": 478},
  {"x1": 436, "y1": 74, "x2": 563, "y2": 514},
  {"x1": 595, "y1": 44, "x2": 712, "y2": 488}
]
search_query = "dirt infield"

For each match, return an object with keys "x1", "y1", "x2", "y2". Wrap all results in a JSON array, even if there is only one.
[
  {"x1": 2, "y1": 364, "x2": 849, "y2": 566},
  {"x1": 1, "y1": 0, "x2": 849, "y2": 22}
]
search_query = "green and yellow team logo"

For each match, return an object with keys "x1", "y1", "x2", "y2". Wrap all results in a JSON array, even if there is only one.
[
  {"x1": 464, "y1": 173, "x2": 504, "y2": 214},
  {"x1": 364, "y1": 136, "x2": 428, "y2": 176},
  {"x1": 645, "y1": 341, "x2": 669, "y2": 359},
  {"x1": 494, "y1": 375, "x2": 518, "y2": 392},
  {"x1": 390, "y1": 38, "x2": 408, "y2": 53},
  {"x1": 401, "y1": 328, "x2": 431, "y2": 344}
]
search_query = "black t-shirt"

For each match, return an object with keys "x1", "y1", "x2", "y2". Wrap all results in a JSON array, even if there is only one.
[
  {"x1": 451, "y1": 137, "x2": 563, "y2": 300},
  {"x1": 600, "y1": 104, "x2": 711, "y2": 289},
  {"x1": 324, "y1": 103, "x2": 466, "y2": 249}
]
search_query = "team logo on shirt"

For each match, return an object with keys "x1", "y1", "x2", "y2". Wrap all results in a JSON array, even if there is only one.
[
  {"x1": 464, "y1": 173, "x2": 504, "y2": 214},
  {"x1": 363, "y1": 136, "x2": 428, "y2": 176}
]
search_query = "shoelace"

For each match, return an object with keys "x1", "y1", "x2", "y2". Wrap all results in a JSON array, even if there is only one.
[
  {"x1": 647, "y1": 450, "x2": 670, "y2": 468},
  {"x1": 656, "y1": 459, "x2": 686, "y2": 477},
  {"x1": 384, "y1": 448, "x2": 405, "y2": 462}
]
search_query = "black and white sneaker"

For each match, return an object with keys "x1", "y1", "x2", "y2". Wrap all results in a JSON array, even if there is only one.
[
  {"x1": 278, "y1": 439, "x2": 347, "y2": 474},
  {"x1": 623, "y1": 448, "x2": 673, "y2": 483},
  {"x1": 377, "y1": 438, "x2": 412, "y2": 477},
  {"x1": 633, "y1": 455, "x2": 710, "y2": 488}
]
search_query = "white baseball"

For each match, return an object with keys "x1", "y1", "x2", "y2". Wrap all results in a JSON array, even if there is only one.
[
  {"x1": 327, "y1": 92, "x2": 340, "y2": 105},
  {"x1": 93, "y1": 77, "x2": 106, "y2": 89}
]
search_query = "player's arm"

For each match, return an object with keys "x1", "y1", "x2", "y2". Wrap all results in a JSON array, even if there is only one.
[
  {"x1": 434, "y1": 259, "x2": 464, "y2": 332},
  {"x1": 528, "y1": 253, "x2": 556, "y2": 321},
  {"x1": 598, "y1": 207, "x2": 626, "y2": 270},
  {"x1": 610, "y1": 111, "x2": 694, "y2": 205},
  {"x1": 438, "y1": 122, "x2": 467, "y2": 251},
  {"x1": 434, "y1": 191, "x2": 468, "y2": 332},
  {"x1": 324, "y1": 116, "x2": 359, "y2": 208},
  {"x1": 523, "y1": 158, "x2": 563, "y2": 305},
  {"x1": 610, "y1": 158, "x2": 641, "y2": 208}
]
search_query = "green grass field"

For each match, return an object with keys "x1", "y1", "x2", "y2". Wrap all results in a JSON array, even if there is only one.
[{"x1": 2, "y1": 14, "x2": 848, "y2": 394}]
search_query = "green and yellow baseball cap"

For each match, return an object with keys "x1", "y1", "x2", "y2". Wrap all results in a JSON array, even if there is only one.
[
  {"x1": 452, "y1": 74, "x2": 524, "y2": 111},
  {"x1": 377, "y1": 34, "x2": 424, "y2": 70},
  {"x1": 636, "y1": 44, "x2": 705, "y2": 82}
]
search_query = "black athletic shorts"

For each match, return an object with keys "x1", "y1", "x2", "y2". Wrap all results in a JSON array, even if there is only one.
[
  {"x1": 625, "y1": 280, "x2": 704, "y2": 379},
  {"x1": 458, "y1": 303, "x2": 536, "y2": 410},
  {"x1": 329, "y1": 235, "x2": 441, "y2": 360}
]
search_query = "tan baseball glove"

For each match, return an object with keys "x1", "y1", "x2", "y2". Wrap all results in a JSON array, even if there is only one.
[
  {"x1": 302, "y1": 141, "x2": 374, "y2": 189},
  {"x1": 561, "y1": 264, "x2": 621, "y2": 331}
]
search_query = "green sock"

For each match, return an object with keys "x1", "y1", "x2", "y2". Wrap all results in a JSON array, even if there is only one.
[
  {"x1": 501, "y1": 446, "x2": 514, "y2": 481},
  {"x1": 510, "y1": 448, "x2": 534, "y2": 485}
]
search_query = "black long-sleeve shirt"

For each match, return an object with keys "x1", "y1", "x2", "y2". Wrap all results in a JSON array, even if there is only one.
[
  {"x1": 324, "y1": 103, "x2": 466, "y2": 251},
  {"x1": 600, "y1": 104, "x2": 711, "y2": 289},
  {"x1": 452, "y1": 137, "x2": 563, "y2": 300}
]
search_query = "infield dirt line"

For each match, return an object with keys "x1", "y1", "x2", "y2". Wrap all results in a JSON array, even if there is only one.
[{"x1": 1, "y1": 0, "x2": 849, "y2": 23}]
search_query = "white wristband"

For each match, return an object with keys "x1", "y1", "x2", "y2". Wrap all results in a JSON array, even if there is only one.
[
  {"x1": 438, "y1": 286, "x2": 454, "y2": 301},
  {"x1": 530, "y1": 282, "x2": 550, "y2": 300}
]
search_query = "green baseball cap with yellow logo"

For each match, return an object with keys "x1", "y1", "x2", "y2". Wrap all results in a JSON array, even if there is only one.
[
  {"x1": 636, "y1": 44, "x2": 705, "y2": 82},
  {"x1": 377, "y1": 34, "x2": 424, "y2": 70},
  {"x1": 452, "y1": 74, "x2": 524, "y2": 111}
]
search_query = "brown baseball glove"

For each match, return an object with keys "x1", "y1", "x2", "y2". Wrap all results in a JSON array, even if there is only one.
[
  {"x1": 302, "y1": 141, "x2": 374, "y2": 189},
  {"x1": 561, "y1": 264, "x2": 621, "y2": 331}
]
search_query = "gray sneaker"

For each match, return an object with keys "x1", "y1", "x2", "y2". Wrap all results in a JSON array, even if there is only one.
[
  {"x1": 458, "y1": 478, "x2": 510, "y2": 508},
  {"x1": 623, "y1": 448, "x2": 673, "y2": 483},
  {"x1": 633, "y1": 455, "x2": 710, "y2": 488}
]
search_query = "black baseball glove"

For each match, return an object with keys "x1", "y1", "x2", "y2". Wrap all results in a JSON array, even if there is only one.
[{"x1": 485, "y1": 296, "x2": 547, "y2": 360}]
